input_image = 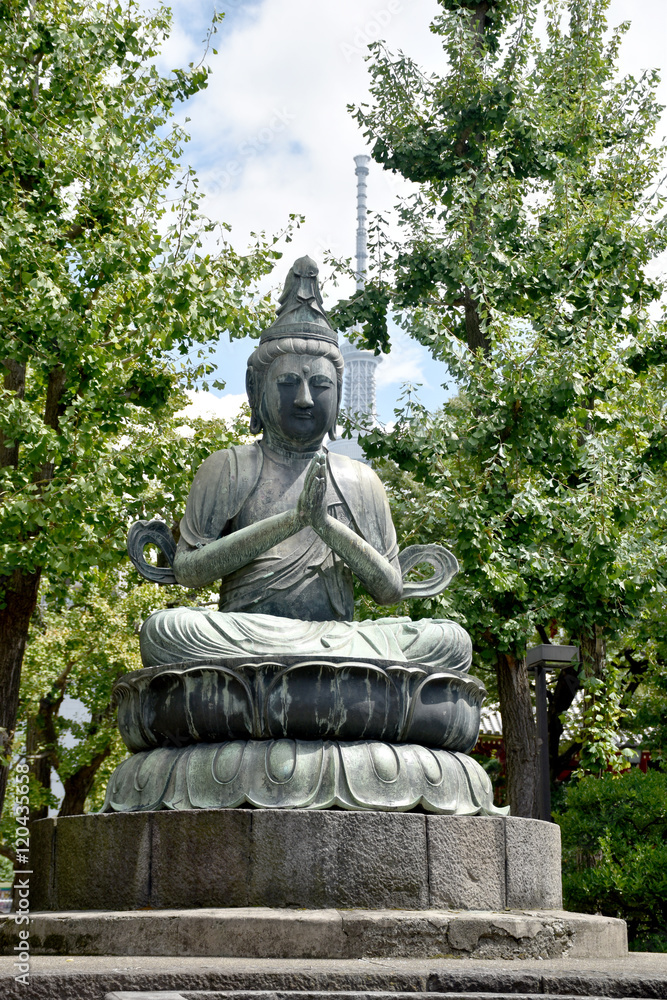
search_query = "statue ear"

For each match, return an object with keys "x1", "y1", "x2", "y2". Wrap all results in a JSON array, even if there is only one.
[
  {"x1": 250, "y1": 411, "x2": 263, "y2": 435},
  {"x1": 328, "y1": 379, "x2": 342, "y2": 440},
  {"x1": 246, "y1": 367, "x2": 263, "y2": 436}
]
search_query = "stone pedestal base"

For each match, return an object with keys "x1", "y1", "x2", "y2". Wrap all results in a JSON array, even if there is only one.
[
  {"x1": 16, "y1": 808, "x2": 628, "y2": 963},
  {"x1": 30, "y1": 810, "x2": 561, "y2": 913},
  {"x1": 0, "y1": 906, "x2": 627, "y2": 960},
  {"x1": 4, "y1": 953, "x2": 665, "y2": 1000}
]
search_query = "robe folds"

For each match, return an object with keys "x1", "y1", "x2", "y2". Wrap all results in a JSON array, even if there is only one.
[
  {"x1": 177, "y1": 442, "x2": 399, "y2": 621},
  {"x1": 140, "y1": 443, "x2": 473, "y2": 674}
]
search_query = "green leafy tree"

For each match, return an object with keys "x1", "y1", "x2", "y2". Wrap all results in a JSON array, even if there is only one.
[
  {"x1": 0, "y1": 0, "x2": 288, "y2": 816},
  {"x1": 557, "y1": 769, "x2": 667, "y2": 951},
  {"x1": 0, "y1": 402, "x2": 253, "y2": 872},
  {"x1": 369, "y1": 347, "x2": 666, "y2": 782},
  {"x1": 596, "y1": 593, "x2": 667, "y2": 771},
  {"x1": 337, "y1": 0, "x2": 667, "y2": 813},
  {"x1": 0, "y1": 572, "x2": 179, "y2": 871}
]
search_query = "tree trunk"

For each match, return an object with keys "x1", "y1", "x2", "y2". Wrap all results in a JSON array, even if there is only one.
[
  {"x1": 0, "y1": 361, "x2": 26, "y2": 468},
  {"x1": 26, "y1": 716, "x2": 51, "y2": 824},
  {"x1": 0, "y1": 358, "x2": 67, "y2": 818},
  {"x1": 578, "y1": 625, "x2": 611, "y2": 773},
  {"x1": 59, "y1": 746, "x2": 111, "y2": 816},
  {"x1": 464, "y1": 287, "x2": 491, "y2": 354},
  {"x1": 579, "y1": 626, "x2": 605, "y2": 678},
  {"x1": 0, "y1": 568, "x2": 42, "y2": 817},
  {"x1": 25, "y1": 679, "x2": 67, "y2": 823},
  {"x1": 496, "y1": 650, "x2": 538, "y2": 816}
]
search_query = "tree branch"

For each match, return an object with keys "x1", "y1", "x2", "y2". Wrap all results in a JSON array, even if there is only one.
[
  {"x1": 43, "y1": 365, "x2": 67, "y2": 432},
  {"x1": 0, "y1": 360, "x2": 26, "y2": 469},
  {"x1": 59, "y1": 743, "x2": 112, "y2": 816},
  {"x1": 0, "y1": 843, "x2": 16, "y2": 865},
  {"x1": 33, "y1": 365, "x2": 68, "y2": 490},
  {"x1": 536, "y1": 624, "x2": 552, "y2": 644}
]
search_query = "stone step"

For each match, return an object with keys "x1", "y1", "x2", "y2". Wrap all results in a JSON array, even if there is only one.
[
  {"x1": 103, "y1": 993, "x2": 653, "y2": 1000},
  {"x1": 103, "y1": 993, "x2": 657, "y2": 1000},
  {"x1": 0, "y1": 907, "x2": 627, "y2": 961},
  {"x1": 2, "y1": 954, "x2": 666, "y2": 1000}
]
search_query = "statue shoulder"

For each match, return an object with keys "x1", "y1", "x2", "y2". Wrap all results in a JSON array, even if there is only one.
[
  {"x1": 326, "y1": 451, "x2": 387, "y2": 500},
  {"x1": 327, "y1": 451, "x2": 397, "y2": 559},
  {"x1": 193, "y1": 441, "x2": 261, "y2": 484},
  {"x1": 180, "y1": 442, "x2": 263, "y2": 549}
]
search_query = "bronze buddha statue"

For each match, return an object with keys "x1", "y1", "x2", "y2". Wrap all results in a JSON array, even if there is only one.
[{"x1": 105, "y1": 257, "x2": 504, "y2": 816}]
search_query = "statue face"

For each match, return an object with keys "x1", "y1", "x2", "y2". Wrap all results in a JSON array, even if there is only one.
[{"x1": 261, "y1": 353, "x2": 338, "y2": 450}]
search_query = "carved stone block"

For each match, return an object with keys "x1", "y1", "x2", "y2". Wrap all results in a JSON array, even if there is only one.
[
  {"x1": 150, "y1": 809, "x2": 252, "y2": 909},
  {"x1": 505, "y1": 816, "x2": 563, "y2": 909},
  {"x1": 54, "y1": 812, "x2": 151, "y2": 911},
  {"x1": 248, "y1": 810, "x2": 429, "y2": 910},
  {"x1": 426, "y1": 815, "x2": 506, "y2": 910},
  {"x1": 31, "y1": 810, "x2": 562, "y2": 914}
]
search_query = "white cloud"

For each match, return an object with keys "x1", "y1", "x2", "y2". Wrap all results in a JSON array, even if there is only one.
[
  {"x1": 155, "y1": 0, "x2": 666, "y2": 294},
  {"x1": 155, "y1": 19, "x2": 201, "y2": 71},
  {"x1": 148, "y1": 0, "x2": 666, "y2": 415},
  {"x1": 155, "y1": 0, "x2": 443, "y2": 297},
  {"x1": 376, "y1": 336, "x2": 426, "y2": 388},
  {"x1": 177, "y1": 390, "x2": 247, "y2": 422}
]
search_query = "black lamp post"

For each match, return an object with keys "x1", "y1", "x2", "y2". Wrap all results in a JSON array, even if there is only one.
[{"x1": 526, "y1": 644, "x2": 580, "y2": 822}]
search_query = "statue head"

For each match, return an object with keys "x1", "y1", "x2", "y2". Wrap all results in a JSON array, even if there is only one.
[{"x1": 246, "y1": 257, "x2": 344, "y2": 450}]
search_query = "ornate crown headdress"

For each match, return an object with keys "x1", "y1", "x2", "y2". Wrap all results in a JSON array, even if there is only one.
[{"x1": 259, "y1": 256, "x2": 338, "y2": 346}]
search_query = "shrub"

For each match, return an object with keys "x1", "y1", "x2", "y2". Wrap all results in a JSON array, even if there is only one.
[{"x1": 555, "y1": 769, "x2": 667, "y2": 951}]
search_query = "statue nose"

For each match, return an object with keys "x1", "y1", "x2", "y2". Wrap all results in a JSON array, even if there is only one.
[{"x1": 295, "y1": 381, "x2": 313, "y2": 408}]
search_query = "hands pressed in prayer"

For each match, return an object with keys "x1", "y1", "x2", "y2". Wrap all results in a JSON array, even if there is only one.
[
  {"x1": 174, "y1": 448, "x2": 402, "y2": 605},
  {"x1": 294, "y1": 452, "x2": 403, "y2": 606},
  {"x1": 297, "y1": 452, "x2": 328, "y2": 530}
]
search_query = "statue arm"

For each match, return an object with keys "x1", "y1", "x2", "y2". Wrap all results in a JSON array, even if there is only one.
[
  {"x1": 173, "y1": 509, "x2": 302, "y2": 589},
  {"x1": 316, "y1": 515, "x2": 403, "y2": 605},
  {"x1": 174, "y1": 451, "x2": 401, "y2": 600},
  {"x1": 304, "y1": 454, "x2": 403, "y2": 605}
]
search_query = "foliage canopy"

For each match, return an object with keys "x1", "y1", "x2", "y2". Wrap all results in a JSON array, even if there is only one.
[
  {"x1": 557, "y1": 769, "x2": 667, "y2": 951},
  {"x1": 0, "y1": 0, "x2": 290, "y2": 817},
  {"x1": 337, "y1": 0, "x2": 667, "y2": 811}
]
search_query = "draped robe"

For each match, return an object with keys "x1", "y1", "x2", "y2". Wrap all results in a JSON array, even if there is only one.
[{"x1": 140, "y1": 443, "x2": 472, "y2": 673}]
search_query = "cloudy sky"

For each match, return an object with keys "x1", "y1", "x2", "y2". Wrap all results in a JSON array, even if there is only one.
[{"x1": 153, "y1": 0, "x2": 667, "y2": 424}]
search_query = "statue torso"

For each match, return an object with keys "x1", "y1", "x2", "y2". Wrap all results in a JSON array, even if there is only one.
[
  {"x1": 177, "y1": 441, "x2": 398, "y2": 624},
  {"x1": 222, "y1": 445, "x2": 355, "y2": 621}
]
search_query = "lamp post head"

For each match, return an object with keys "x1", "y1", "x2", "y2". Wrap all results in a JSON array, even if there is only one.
[{"x1": 526, "y1": 644, "x2": 580, "y2": 672}]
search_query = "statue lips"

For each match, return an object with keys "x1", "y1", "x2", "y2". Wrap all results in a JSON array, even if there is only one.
[{"x1": 281, "y1": 403, "x2": 325, "y2": 444}]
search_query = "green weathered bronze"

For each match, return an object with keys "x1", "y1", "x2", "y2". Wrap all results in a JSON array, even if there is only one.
[
  {"x1": 103, "y1": 740, "x2": 501, "y2": 814},
  {"x1": 109, "y1": 256, "x2": 503, "y2": 816}
]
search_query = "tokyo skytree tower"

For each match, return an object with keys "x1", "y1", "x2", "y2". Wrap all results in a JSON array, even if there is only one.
[
  {"x1": 342, "y1": 154, "x2": 381, "y2": 419},
  {"x1": 329, "y1": 156, "x2": 382, "y2": 461}
]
